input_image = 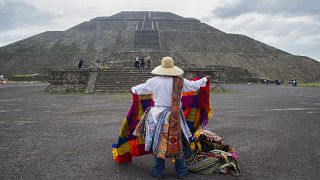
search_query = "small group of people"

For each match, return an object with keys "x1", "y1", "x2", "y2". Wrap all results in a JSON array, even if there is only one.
[
  {"x1": 274, "y1": 79, "x2": 281, "y2": 85},
  {"x1": 0, "y1": 75, "x2": 6, "y2": 84},
  {"x1": 134, "y1": 55, "x2": 151, "y2": 69},
  {"x1": 288, "y1": 78, "x2": 297, "y2": 86}
]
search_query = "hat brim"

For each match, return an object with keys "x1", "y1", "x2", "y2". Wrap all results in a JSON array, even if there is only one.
[{"x1": 151, "y1": 66, "x2": 184, "y2": 76}]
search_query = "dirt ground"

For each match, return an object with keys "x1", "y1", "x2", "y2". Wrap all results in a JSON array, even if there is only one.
[{"x1": 0, "y1": 83, "x2": 319, "y2": 179}]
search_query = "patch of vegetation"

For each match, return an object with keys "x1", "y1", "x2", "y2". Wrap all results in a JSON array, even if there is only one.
[
  {"x1": 42, "y1": 91, "x2": 87, "y2": 96},
  {"x1": 12, "y1": 74, "x2": 39, "y2": 78},
  {"x1": 298, "y1": 83, "x2": 320, "y2": 87},
  {"x1": 6, "y1": 81, "x2": 43, "y2": 83},
  {"x1": 42, "y1": 91, "x2": 132, "y2": 99}
]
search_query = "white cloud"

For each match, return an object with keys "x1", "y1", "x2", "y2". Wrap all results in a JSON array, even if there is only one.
[
  {"x1": 213, "y1": 0, "x2": 320, "y2": 18},
  {"x1": 0, "y1": 0, "x2": 55, "y2": 31},
  {"x1": 204, "y1": 0, "x2": 320, "y2": 61},
  {"x1": 202, "y1": 9, "x2": 320, "y2": 61}
]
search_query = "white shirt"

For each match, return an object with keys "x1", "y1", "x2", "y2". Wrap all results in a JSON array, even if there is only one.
[{"x1": 131, "y1": 76, "x2": 207, "y2": 107}]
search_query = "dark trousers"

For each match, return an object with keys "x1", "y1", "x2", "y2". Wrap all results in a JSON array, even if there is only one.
[
  {"x1": 135, "y1": 61, "x2": 139, "y2": 68},
  {"x1": 152, "y1": 156, "x2": 188, "y2": 177}
]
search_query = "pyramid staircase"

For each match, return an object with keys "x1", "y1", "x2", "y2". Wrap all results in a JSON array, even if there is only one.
[
  {"x1": 94, "y1": 68, "x2": 154, "y2": 92},
  {"x1": 133, "y1": 12, "x2": 160, "y2": 49},
  {"x1": 133, "y1": 30, "x2": 160, "y2": 49}
]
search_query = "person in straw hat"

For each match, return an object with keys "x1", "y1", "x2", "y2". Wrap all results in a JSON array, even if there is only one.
[{"x1": 132, "y1": 56, "x2": 210, "y2": 178}]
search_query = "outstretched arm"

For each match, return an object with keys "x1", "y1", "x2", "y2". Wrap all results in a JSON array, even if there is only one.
[
  {"x1": 182, "y1": 76, "x2": 209, "y2": 92},
  {"x1": 131, "y1": 77, "x2": 154, "y2": 95}
]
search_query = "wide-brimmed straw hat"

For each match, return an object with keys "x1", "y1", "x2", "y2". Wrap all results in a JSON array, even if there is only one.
[{"x1": 151, "y1": 56, "x2": 184, "y2": 76}]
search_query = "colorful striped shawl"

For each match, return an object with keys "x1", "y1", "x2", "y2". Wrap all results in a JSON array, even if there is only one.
[{"x1": 112, "y1": 78, "x2": 212, "y2": 163}]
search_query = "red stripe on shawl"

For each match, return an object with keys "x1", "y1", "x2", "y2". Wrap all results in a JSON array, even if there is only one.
[
  {"x1": 198, "y1": 79, "x2": 210, "y2": 127},
  {"x1": 129, "y1": 139, "x2": 151, "y2": 156},
  {"x1": 114, "y1": 152, "x2": 133, "y2": 163}
]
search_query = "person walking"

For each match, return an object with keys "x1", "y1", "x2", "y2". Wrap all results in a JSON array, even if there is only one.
[
  {"x1": 139, "y1": 56, "x2": 145, "y2": 69},
  {"x1": 135, "y1": 55, "x2": 140, "y2": 69},
  {"x1": 78, "y1": 58, "x2": 84, "y2": 69},
  {"x1": 131, "y1": 56, "x2": 210, "y2": 178},
  {"x1": 146, "y1": 55, "x2": 151, "y2": 69}
]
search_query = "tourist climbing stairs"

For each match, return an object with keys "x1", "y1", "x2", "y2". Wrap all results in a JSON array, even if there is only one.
[{"x1": 94, "y1": 68, "x2": 154, "y2": 92}]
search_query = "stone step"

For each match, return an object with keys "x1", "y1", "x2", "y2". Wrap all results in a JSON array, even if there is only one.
[
  {"x1": 95, "y1": 87, "x2": 133, "y2": 90},
  {"x1": 97, "y1": 75, "x2": 152, "y2": 78},
  {"x1": 94, "y1": 68, "x2": 155, "y2": 91},
  {"x1": 134, "y1": 30, "x2": 160, "y2": 48},
  {"x1": 95, "y1": 82, "x2": 141, "y2": 85},
  {"x1": 97, "y1": 78, "x2": 150, "y2": 80},
  {"x1": 100, "y1": 69, "x2": 150, "y2": 71},
  {"x1": 95, "y1": 89, "x2": 129, "y2": 92},
  {"x1": 100, "y1": 70, "x2": 151, "y2": 74},
  {"x1": 95, "y1": 85, "x2": 135, "y2": 88},
  {"x1": 100, "y1": 69, "x2": 151, "y2": 71},
  {"x1": 97, "y1": 77, "x2": 151, "y2": 80},
  {"x1": 96, "y1": 82, "x2": 148, "y2": 85},
  {"x1": 95, "y1": 83, "x2": 141, "y2": 87},
  {"x1": 97, "y1": 74, "x2": 152, "y2": 77},
  {"x1": 97, "y1": 81, "x2": 149, "y2": 83},
  {"x1": 95, "y1": 86, "x2": 132, "y2": 89},
  {"x1": 98, "y1": 73, "x2": 152, "y2": 76}
]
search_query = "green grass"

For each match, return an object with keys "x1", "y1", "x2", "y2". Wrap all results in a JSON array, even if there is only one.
[
  {"x1": 298, "y1": 83, "x2": 320, "y2": 87},
  {"x1": 42, "y1": 91, "x2": 132, "y2": 99},
  {"x1": 12, "y1": 74, "x2": 39, "y2": 78},
  {"x1": 42, "y1": 91, "x2": 86, "y2": 96},
  {"x1": 6, "y1": 80, "x2": 43, "y2": 84}
]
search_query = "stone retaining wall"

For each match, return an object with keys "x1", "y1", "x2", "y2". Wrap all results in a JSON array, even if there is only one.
[
  {"x1": 45, "y1": 66, "x2": 256, "y2": 93},
  {"x1": 45, "y1": 69, "x2": 97, "y2": 93}
]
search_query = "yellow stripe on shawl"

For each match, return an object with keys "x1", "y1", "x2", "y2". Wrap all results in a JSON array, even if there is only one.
[
  {"x1": 119, "y1": 118, "x2": 129, "y2": 138},
  {"x1": 185, "y1": 108, "x2": 199, "y2": 121},
  {"x1": 112, "y1": 142, "x2": 130, "y2": 157}
]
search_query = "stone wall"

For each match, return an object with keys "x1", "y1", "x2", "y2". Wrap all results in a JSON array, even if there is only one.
[
  {"x1": 45, "y1": 70, "x2": 90, "y2": 93},
  {"x1": 85, "y1": 70, "x2": 98, "y2": 93},
  {"x1": 45, "y1": 65, "x2": 257, "y2": 93}
]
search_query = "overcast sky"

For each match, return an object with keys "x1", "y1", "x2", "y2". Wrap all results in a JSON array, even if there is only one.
[{"x1": 0, "y1": 0, "x2": 319, "y2": 61}]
